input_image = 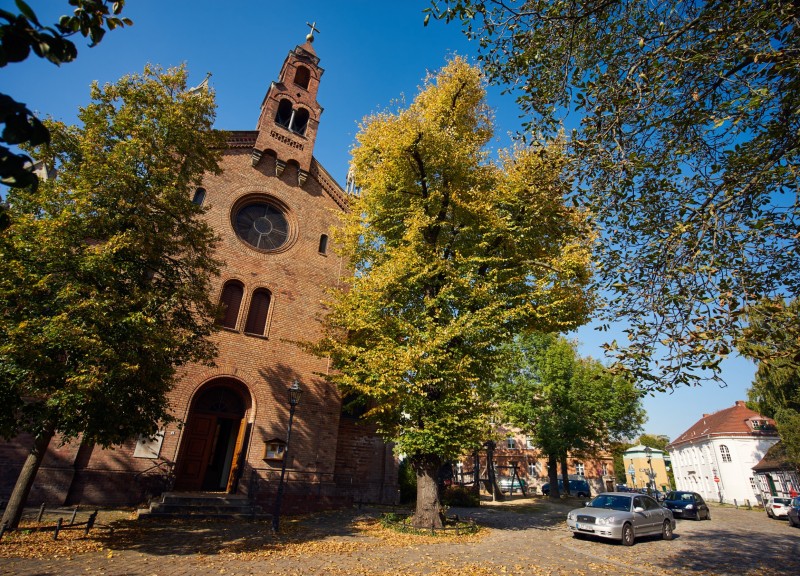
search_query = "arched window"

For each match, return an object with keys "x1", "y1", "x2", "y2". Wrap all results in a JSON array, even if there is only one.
[
  {"x1": 217, "y1": 280, "x2": 244, "y2": 329},
  {"x1": 720, "y1": 444, "x2": 732, "y2": 462},
  {"x1": 293, "y1": 66, "x2": 310, "y2": 89},
  {"x1": 290, "y1": 108, "x2": 309, "y2": 136},
  {"x1": 192, "y1": 187, "x2": 206, "y2": 205},
  {"x1": 275, "y1": 99, "x2": 293, "y2": 129},
  {"x1": 244, "y1": 288, "x2": 271, "y2": 335},
  {"x1": 318, "y1": 233, "x2": 328, "y2": 254}
]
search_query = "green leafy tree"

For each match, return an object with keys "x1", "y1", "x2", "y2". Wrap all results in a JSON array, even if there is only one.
[
  {"x1": 314, "y1": 58, "x2": 593, "y2": 527},
  {"x1": 428, "y1": 0, "x2": 800, "y2": 389},
  {"x1": 0, "y1": 65, "x2": 224, "y2": 530},
  {"x1": 742, "y1": 299, "x2": 800, "y2": 468},
  {"x1": 637, "y1": 434, "x2": 670, "y2": 453},
  {"x1": 495, "y1": 333, "x2": 645, "y2": 500},
  {"x1": 1, "y1": 0, "x2": 132, "y2": 188}
]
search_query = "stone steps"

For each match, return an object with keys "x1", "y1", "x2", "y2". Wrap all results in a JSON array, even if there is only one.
[{"x1": 137, "y1": 492, "x2": 267, "y2": 520}]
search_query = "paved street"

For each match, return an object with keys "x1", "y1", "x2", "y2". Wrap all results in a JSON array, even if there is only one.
[{"x1": 1, "y1": 498, "x2": 798, "y2": 575}]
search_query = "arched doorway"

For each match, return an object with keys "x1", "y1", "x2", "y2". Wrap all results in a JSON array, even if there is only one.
[{"x1": 174, "y1": 380, "x2": 251, "y2": 492}]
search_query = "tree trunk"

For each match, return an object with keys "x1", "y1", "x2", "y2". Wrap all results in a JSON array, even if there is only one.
[
  {"x1": 547, "y1": 453, "x2": 560, "y2": 500},
  {"x1": 560, "y1": 453, "x2": 571, "y2": 496},
  {"x1": 1, "y1": 424, "x2": 55, "y2": 531},
  {"x1": 411, "y1": 456, "x2": 444, "y2": 529}
]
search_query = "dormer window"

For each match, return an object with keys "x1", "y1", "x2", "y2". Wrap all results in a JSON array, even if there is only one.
[{"x1": 294, "y1": 66, "x2": 310, "y2": 89}]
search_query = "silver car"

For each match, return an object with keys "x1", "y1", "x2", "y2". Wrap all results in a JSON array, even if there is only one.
[{"x1": 567, "y1": 492, "x2": 676, "y2": 546}]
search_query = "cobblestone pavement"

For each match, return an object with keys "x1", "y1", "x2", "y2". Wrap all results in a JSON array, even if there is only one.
[{"x1": 1, "y1": 497, "x2": 799, "y2": 575}]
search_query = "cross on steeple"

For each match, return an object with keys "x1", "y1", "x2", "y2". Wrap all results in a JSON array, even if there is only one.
[{"x1": 306, "y1": 21, "x2": 320, "y2": 42}]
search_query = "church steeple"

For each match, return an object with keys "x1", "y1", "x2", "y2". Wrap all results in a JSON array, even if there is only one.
[{"x1": 252, "y1": 25, "x2": 325, "y2": 186}]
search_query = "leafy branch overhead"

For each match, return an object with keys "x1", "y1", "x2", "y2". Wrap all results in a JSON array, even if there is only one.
[
  {"x1": 429, "y1": 0, "x2": 800, "y2": 389},
  {"x1": 1, "y1": 0, "x2": 132, "y2": 188}
]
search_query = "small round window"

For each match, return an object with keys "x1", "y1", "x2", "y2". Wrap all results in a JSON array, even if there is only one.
[{"x1": 233, "y1": 201, "x2": 290, "y2": 251}]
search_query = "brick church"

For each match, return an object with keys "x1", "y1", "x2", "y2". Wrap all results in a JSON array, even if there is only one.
[{"x1": 0, "y1": 31, "x2": 397, "y2": 513}]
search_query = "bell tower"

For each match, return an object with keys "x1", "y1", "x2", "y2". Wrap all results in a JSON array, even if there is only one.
[{"x1": 252, "y1": 23, "x2": 324, "y2": 186}]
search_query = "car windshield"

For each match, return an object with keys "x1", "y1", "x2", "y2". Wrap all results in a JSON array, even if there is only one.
[
  {"x1": 666, "y1": 492, "x2": 693, "y2": 501},
  {"x1": 774, "y1": 497, "x2": 791, "y2": 505},
  {"x1": 588, "y1": 495, "x2": 631, "y2": 512}
]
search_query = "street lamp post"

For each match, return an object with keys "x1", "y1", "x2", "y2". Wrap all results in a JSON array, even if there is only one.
[{"x1": 272, "y1": 380, "x2": 302, "y2": 533}]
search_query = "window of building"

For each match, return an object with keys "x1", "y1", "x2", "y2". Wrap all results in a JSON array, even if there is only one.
[
  {"x1": 601, "y1": 462, "x2": 608, "y2": 476},
  {"x1": 275, "y1": 99, "x2": 293, "y2": 129},
  {"x1": 575, "y1": 462, "x2": 585, "y2": 476},
  {"x1": 244, "y1": 288, "x2": 271, "y2": 335},
  {"x1": 720, "y1": 444, "x2": 732, "y2": 462},
  {"x1": 192, "y1": 187, "x2": 206, "y2": 205},
  {"x1": 528, "y1": 462, "x2": 538, "y2": 476},
  {"x1": 318, "y1": 234, "x2": 329, "y2": 254},
  {"x1": 293, "y1": 66, "x2": 311, "y2": 89},
  {"x1": 291, "y1": 108, "x2": 309, "y2": 135},
  {"x1": 525, "y1": 436, "x2": 535, "y2": 449},
  {"x1": 218, "y1": 280, "x2": 244, "y2": 329},
  {"x1": 233, "y1": 200, "x2": 290, "y2": 251},
  {"x1": 506, "y1": 437, "x2": 516, "y2": 449}
]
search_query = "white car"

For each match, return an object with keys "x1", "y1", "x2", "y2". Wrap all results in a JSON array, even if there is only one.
[
  {"x1": 567, "y1": 492, "x2": 676, "y2": 546},
  {"x1": 766, "y1": 496, "x2": 793, "y2": 519}
]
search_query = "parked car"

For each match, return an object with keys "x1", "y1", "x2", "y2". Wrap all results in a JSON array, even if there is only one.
[
  {"x1": 765, "y1": 496, "x2": 793, "y2": 519},
  {"x1": 566, "y1": 492, "x2": 676, "y2": 546},
  {"x1": 788, "y1": 496, "x2": 800, "y2": 528},
  {"x1": 663, "y1": 491, "x2": 711, "y2": 520},
  {"x1": 497, "y1": 476, "x2": 527, "y2": 494},
  {"x1": 542, "y1": 478, "x2": 591, "y2": 498}
]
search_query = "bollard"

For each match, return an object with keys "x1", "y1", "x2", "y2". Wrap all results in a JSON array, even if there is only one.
[
  {"x1": 746, "y1": 499, "x2": 752, "y2": 509},
  {"x1": 84, "y1": 510, "x2": 98, "y2": 536},
  {"x1": 734, "y1": 499, "x2": 739, "y2": 509},
  {"x1": 53, "y1": 518, "x2": 62, "y2": 540},
  {"x1": 69, "y1": 506, "x2": 78, "y2": 525},
  {"x1": 37, "y1": 503, "x2": 46, "y2": 522}
]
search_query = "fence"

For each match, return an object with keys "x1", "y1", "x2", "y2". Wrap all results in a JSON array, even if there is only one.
[{"x1": 0, "y1": 503, "x2": 113, "y2": 541}]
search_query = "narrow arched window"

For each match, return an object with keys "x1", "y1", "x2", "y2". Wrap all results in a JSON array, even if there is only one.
[
  {"x1": 217, "y1": 281, "x2": 244, "y2": 329},
  {"x1": 244, "y1": 288, "x2": 271, "y2": 335},
  {"x1": 275, "y1": 99, "x2": 293, "y2": 129},
  {"x1": 192, "y1": 187, "x2": 206, "y2": 205},
  {"x1": 720, "y1": 444, "x2": 732, "y2": 462},
  {"x1": 294, "y1": 66, "x2": 310, "y2": 89},
  {"x1": 290, "y1": 108, "x2": 309, "y2": 136},
  {"x1": 318, "y1": 234, "x2": 328, "y2": 254}
]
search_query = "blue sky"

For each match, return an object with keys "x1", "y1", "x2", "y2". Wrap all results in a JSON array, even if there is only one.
[{"x1": 2, "y1": 1, "x2": 756, "y2": 440}]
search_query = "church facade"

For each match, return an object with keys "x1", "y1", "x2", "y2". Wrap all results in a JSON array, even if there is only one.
[{"x1": 0, "y1": 34, "x2": 397, "y2": 513}]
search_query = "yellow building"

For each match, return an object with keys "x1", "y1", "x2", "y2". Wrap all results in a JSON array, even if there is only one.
[{"x1": 623, "y1": 445, "x2": 670, "y2": 492}]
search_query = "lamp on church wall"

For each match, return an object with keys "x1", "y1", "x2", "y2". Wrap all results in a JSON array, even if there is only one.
[{"x1": 272, "y1": 380, "x2": 302, "y2": 532}]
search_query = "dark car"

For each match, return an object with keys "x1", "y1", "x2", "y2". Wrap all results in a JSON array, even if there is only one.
[
  {"x1": 542, "y1": 478, "x2": 591, "y2": 498},
  {"x1": 663, "y1": 491, "x2": 711, "y2": 520},
  {"x1": 788, "y1": 496, "x2": 800, "y2": 528}
]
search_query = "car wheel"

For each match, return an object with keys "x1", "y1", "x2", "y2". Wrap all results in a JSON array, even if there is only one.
[
  {"x1": 705, "y1": 509, "x2": 711, "y2": 521},
  {"x1": 621, "y1": 523, "x2": 635, "y2": 546},
  {"x1": 662, "y1": 520, "x2": 674, "y2": 540},
  {"x1": 767, "y1": 509, "x2": 773, "y2": 518}
]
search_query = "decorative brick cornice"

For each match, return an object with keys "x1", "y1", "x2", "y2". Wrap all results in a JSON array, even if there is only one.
[{"x1": 224, "y1": 130, "x2": 258, "y2": 148}]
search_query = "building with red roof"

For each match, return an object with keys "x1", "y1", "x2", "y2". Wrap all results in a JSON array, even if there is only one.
[{"x1": 666, "y1": 400, "x2": 779, "y2": 506}]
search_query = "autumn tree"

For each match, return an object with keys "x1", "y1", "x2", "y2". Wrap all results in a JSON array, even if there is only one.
[
  {"x1": 428, "y1": 0, "x2": 800, "y2": 389},
  {"x1": 495, "y1": 333, "x2": 645, "y2": 500},
  {"x1": 0, "y1": 65, "x2": 224, "y2": 530},
  {"x1": 315, "y1": 58, "x2": 593, "y2": 527},
  {"x1": 742, "y1": 299, "x2": 800, "y2": 468}
]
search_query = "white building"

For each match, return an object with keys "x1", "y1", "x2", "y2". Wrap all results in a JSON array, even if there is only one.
[{"x1": 666, "y1": 400, "x2": 779, "y2": 506}]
